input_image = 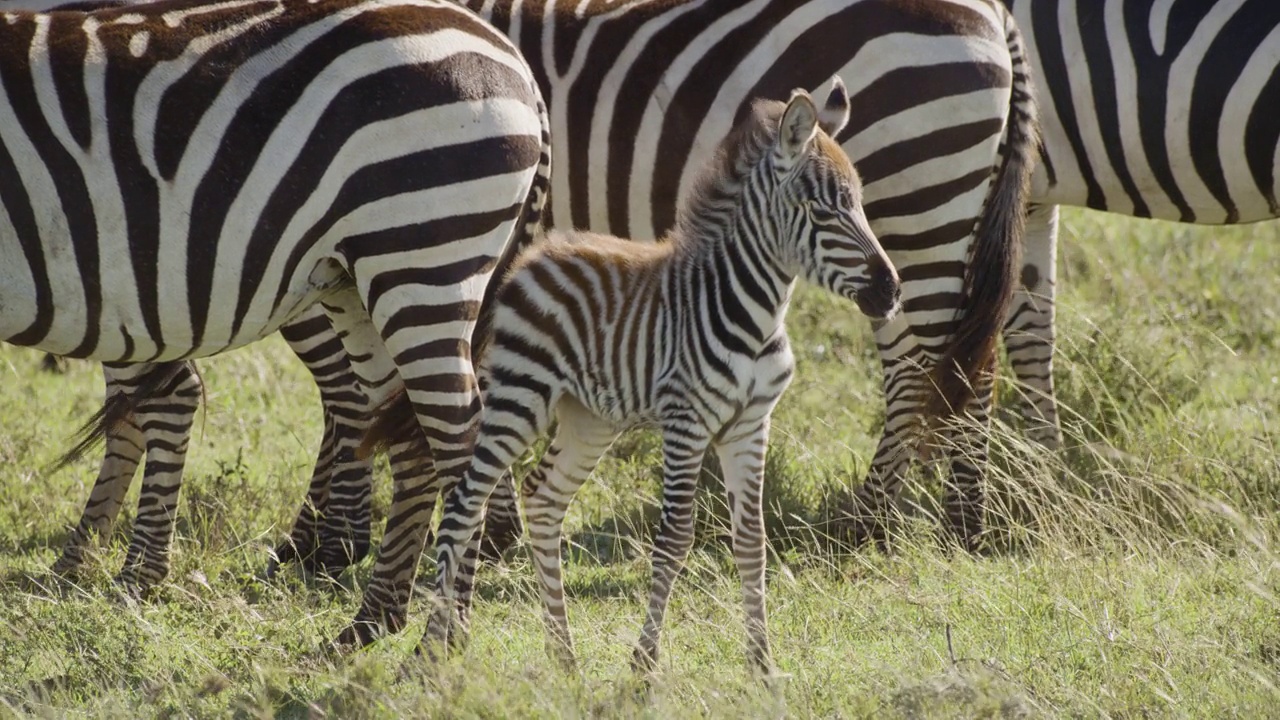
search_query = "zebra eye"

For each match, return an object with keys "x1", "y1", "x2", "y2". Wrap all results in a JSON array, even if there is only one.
[{"x1": 809, "y1": 204, "x2": 839, "y2": 222}]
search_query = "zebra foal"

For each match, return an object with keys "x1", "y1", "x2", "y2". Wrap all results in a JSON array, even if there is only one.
[{"x1": 418, "y1": 80, "x2": 900, "y2": 674}]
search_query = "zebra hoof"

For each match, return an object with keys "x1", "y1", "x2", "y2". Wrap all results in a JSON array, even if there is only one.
[
  {"x1": 49, "y1": 553, "x2": 85, "y2": 579},
  {"x1": 329, "y1": 619, "x2": 382, "y2": 652},
  {"x1": 265, "y1": 543, "x2": 298, "y2": 579}
]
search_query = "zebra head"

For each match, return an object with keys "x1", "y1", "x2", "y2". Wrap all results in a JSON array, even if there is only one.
[{"x1": 768, "y1": 78, "x2": 901, "y2": 320}]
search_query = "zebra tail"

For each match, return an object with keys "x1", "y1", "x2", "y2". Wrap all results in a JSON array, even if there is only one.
[
  {"x1": 47, "y1": 362, "x2": 196, "y2": 475},
  {"x1": 927, "y1": 7, "x2": 1039, "y2": 419},
  {"x1": 358, "y1": 93, "x2": 553, "y2": 461}
]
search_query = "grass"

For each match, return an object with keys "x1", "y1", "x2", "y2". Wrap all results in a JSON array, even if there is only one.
[{"x1": 2, "y1": 207, "x2": 1279, "y2": 717}]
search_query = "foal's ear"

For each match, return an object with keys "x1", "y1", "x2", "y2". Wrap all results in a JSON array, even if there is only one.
[
  {"x1": 818, "y1": 76, "x2": 850, "y2": 138},
  {"x1": 778, "y1": 89, "x2": 820, "y2": 163}
]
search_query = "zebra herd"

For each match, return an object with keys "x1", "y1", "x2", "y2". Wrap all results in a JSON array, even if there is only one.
[{"x1": 1, "y1": 0, "x2": 1276, "y2": 674}]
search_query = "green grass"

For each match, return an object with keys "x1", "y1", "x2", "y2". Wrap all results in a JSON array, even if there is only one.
[{"x1": 2, "y1": 208, "x2": 1280, "y2": 717}]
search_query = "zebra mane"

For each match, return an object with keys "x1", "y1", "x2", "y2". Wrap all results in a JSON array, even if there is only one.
[{"x1": 670, "y1": 99, "x2": 785, "y2": 248}]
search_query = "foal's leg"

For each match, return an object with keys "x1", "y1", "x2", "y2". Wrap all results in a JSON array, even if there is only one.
[
  {"x1": 419, "y1": 358, "x2": 557, "y2": 656},
  {"x1": 633, "y1": 414, "x2": 711, "y2": 674},
  {"x1": 522, "y1": 402, "x2": 618, "y2": 667}
]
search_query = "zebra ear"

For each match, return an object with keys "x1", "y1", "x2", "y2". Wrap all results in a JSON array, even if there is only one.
[
  {"x1": 818, "y1": 76, "x2": 850, "y2": 138},
  {"x1": 778, "y1": 89, "x2": 820, "y2": 163}
]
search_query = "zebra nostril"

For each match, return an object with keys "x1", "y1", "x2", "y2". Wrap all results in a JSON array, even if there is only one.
[
  {"x1": 853, "y1": 259, "x2": 901, "y2": 318},
  {"x1": 883, "y1": 270, "x2": 901, "y2": 304}
]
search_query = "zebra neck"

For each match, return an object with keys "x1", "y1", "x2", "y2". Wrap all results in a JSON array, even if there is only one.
[{"x1": 672, "y1": 218, "x2": 796, "y2": 356}]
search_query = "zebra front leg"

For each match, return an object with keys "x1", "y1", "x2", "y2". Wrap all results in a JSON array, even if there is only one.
[
  {"x1": 939, "y1": 370, "x2": 995, "y2": 553},
  {"x1": 115, "y1": 365, "x2": 202, "y2": 594},
  {"x1": 522, "y1": 403, "x2": 618, "y2": 669},
  {"x1": 715, "y1": 415, "x2": 775, "y2": 676},
  {"x1": 451, "y1": 469, "x2": 523, "y2": 631},
  {"x1": 268, "y1": 409, "x2": 334, "y2": 576},
  {"x1": 420, "y1": 377, "x2": 556, "y2": 659},
  {"x1": 1002, "y1": 203, "x2": 1062, "y2": 450},
  {"x1": 632, "y1": 419, "x2": 710, "y2": 675}
]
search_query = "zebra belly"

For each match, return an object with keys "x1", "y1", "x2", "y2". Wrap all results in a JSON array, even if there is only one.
[{"x1": 0, "y1": 242, "x2": 343, "y2": 361}]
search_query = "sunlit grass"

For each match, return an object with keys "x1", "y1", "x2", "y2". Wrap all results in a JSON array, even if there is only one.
[{"x1": 1, "y1": 208, "x2": 1279, "y2": 717}]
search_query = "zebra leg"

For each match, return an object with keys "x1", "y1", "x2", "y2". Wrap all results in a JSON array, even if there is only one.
[
  {"x1": 522, "y1": 403, "x2": 618, "y2": 669},
  {"x1": 843, "y1": 314, "x2": 929, "y2": 548},
  {"x1": 420, "y1": 372, "x2": 556, "y2": 658},
  {"x1": 1003, "y1": 203, "x2": 1062, "y2": 450},
  {"x1": 51, "y1": 371, "x2": 146, "y2": 577},
  {"x1": 632, "y1": 419, "x2": 711, "y2": 675},
  {"x1": 270, "y1": 309, "x2": 374, "y2": 578},
  {"x1": 40, "y1": 353, "x2": 68, "y2": 374},
  {"x1": 450, "y1": 469, "x2": 522, "y2": 629},
  {"x1": 714, "y1": 416, "x2": 774, "y2": 676},
  {"x1": 477, "y1": 470, "x2": 523, "y2": 562},
  {"x1": 327, "y1": 282, "x2": 489, "y2": 648},
  {"x1": 314, "y1": 291, "x2": 433, "y2": 646},
  {"x1": 115, "y1": 364, "x2": 202, "y2": 593},
  {"x1": 940, "y1": 371, "x2": 995, "y2": 553}
]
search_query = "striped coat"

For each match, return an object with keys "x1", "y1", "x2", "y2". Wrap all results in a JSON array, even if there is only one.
[{"x1": 0, "y1": 0, "x2": 551, "y2": 645}]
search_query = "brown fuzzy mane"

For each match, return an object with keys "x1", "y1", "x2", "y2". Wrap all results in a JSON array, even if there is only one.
[{"x1": 669, "y1": 100, "x2": 785, "y2": 246}]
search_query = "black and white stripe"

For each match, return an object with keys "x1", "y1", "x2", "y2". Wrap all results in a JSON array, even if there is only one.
[
  {"x1": 422, "y1": 82, "x2": 900, "y2": 673},
  {"x1": 998, "y1": 0, "x2": 1280, "y2": 453},
  {"x1": 0, "y1": 0, "x2": 551, "y2": 644},
  {"x1": 365, "y1": 0, "x2": 1039, "y2": 563},
  {"x1": 5, "y1": 0, "x2": 379, "y2": 590},
  {"x1": 50, "y1": 0, "x2": 1041, "y2": 600}
]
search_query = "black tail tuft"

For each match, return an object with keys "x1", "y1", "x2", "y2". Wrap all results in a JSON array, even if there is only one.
[
  {"x1": 927, "y1": 9, "x2": 1040, "y2": 419},
  {"x1": 48, "y1": 363, "x2": 196, "y2": 475}
]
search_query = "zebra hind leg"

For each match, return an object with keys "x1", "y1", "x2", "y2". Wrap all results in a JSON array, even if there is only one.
[
  {"x1": 840, "y1": 328, "x2": 929, "y2": 550},
  {"x1": 477, "y1": 470, "x2": 523, "y2": 562},
  {"x1": 114, "y1": 364, "x2": 202, "y2": 595},
  {"x1": 1002, "y1": 203, "x2": 1063, "y2": 450},
  {"x1": 939, "y1": 371, "x2": 995, "y2": 554},
  {"x1": 315, "y1": 291, "x2": 435, "y2": 647}
]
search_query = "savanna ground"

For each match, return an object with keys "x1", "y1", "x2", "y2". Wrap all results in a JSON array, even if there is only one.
[{"x1": 1, "y1": 208, "x2": 1279, "y2": 718}]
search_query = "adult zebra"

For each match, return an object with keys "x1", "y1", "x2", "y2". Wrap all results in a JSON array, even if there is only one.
[
  {"x1": 995, "y1": 0, "x2": 1280, "y2": 457},
  {"x1": 0, "y1": 0, "x2": 551, "y2": 646},
  {"x1": 48, "y1": 0, "x2": 1036, "y2": 602}
]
